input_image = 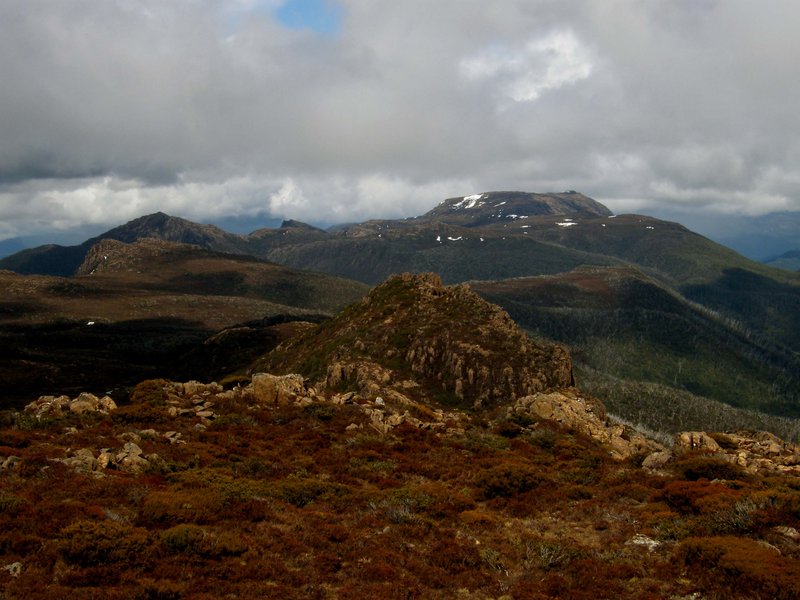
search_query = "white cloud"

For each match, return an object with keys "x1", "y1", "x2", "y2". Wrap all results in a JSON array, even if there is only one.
[
  {"x1": 460, "y1": 31, "x2": 593, "y2": 103},
  {"x1": 1, "y1": 0, "x2": 800, "y2": 244}
]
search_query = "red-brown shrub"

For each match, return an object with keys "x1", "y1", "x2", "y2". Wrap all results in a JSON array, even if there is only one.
[
  {"x1": 59, "y1": 519, "x2": 151, "y2": 567},
  {"x1": 677, "y1": 536, "x2": 800, "y2": 599}
]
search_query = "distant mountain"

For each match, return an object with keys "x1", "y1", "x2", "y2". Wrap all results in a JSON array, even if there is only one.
[
  {"x1": 714, "y1": 211, "x2": 800, "y2": 260},
  {"x1": 0, "y1": 212, "x2": 244, "y2": 277},
  {"x1": 763, "y1": 249, "x2": 800, "y2": 272},
  {"x1": 422, "y1": 190, "x2": 613, "y2": 225},
  {"x1": 3, "y1": 191, "x2": 800, "y2": 420},
  {"x1": 0, "y1": 238, "x2": 368, "y2": 405}
]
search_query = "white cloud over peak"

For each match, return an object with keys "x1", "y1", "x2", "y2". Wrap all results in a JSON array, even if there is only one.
[{"x1": 1, "y1": 0, "x2": 800, "y2": 243}]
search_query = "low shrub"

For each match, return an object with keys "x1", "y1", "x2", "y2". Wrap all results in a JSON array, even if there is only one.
[
  {"x1": 141, "y1": 489, "x2": 225, "y2": 524},
  {"x1": 477, "y1": 463, "x2": 545, "y2": 499},
  {"x1": 129, "y1": 379, "x2": 170, "y2": 406},
  {"x1": 674, "y1": 456, "x2": 747, "y2": 481},
  {"x1": 677, "y1": 536, "x2": 800, "y2": 598},
  {"x1": 160, "y1": 524, "x2": 248, "y2": 558},
  {"x1": 60, "y1": 519, "x2": 150, "y2": 567}
]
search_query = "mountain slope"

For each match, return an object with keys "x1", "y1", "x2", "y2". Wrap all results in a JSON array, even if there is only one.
[
  {"x1": 0, "y1": 238, "x2": 368, "y2": 406},
  {"x1": 471, "y1": 266, "x2": 800, "y2": 419}
]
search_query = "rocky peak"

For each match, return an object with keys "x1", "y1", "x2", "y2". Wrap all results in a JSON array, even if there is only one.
[
  {"x1": 422, "y1": 191, "x2": 613, "y2": 225},
  {"x1": 262, "y1": 272, "x2": 573, "y2": 410}
]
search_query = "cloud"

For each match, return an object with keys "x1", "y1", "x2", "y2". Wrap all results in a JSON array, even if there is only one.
[
  {"x1": 1, "y1": 0, "x2": 800, "y2": 241},
  {"x1": 459, "y1": 31, "x2": 593, "y2": 104}
]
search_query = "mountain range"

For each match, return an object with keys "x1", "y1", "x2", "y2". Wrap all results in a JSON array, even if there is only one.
[{"x1": 1, "y1": 191, "x2": 799, "y2": 435}]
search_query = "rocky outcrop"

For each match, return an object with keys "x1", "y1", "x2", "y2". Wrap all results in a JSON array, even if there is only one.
[
  {"x1": 60, "y1": 442, "x2": 162, "y2": 475},
  {"x1": 264, "y1": 273, "x2": 573, "y2": 410},
  {"x1": 250, "y1": 373, "x2": 314, "y2": 406},
  {"x1": 676, "y1": 430, "x2": 800, "y2": 475},
  {"x1": 512, "y1": 390, "x2": 660, "y2": 460},
  {"x1": 24, "y1": 392, "x2": 117, "y2": 419},
  {"x1": 638, "y1": 429, "x2": 800, "y2": 475},
  {"x1": 675, "y1": 431, "x2": 722, "y2": 453}
]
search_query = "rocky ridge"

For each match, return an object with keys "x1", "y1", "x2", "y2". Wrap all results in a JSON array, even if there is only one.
[{"x1": 262, "y1": 272, "x2": 574, "y2": 410}]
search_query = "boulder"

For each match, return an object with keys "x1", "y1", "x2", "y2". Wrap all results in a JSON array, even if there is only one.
[
  {"x1": 514, "y1": 390, "x2": 659, "y2": 460},
  {"x1": 251, "y1": 373, "x2": 308, "y2": 405},
  {"x1": 62, "y1": 448, "x2": 98, "y2": 472},
  {"x1": 675, "y1": 431, "x2": 721, "y2": 453}
]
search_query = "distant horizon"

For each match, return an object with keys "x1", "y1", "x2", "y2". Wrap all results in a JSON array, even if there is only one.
[{"x1": 1, "y1": 191, "x2": 799, "y2": 263}]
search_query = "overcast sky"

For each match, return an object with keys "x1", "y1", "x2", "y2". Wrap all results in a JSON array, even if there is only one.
[{"x1": 2, "y1": 0, "x2": 800, "y2": 242}]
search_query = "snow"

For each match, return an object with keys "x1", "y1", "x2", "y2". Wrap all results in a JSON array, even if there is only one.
[
  {"x1": 506, "y1": 214, "x2": 519, "y2": 219},
  {"x1": 521, "y1": 225, "x2": 530, "y2": 228},
  {"x1": 87, "y1": 321, "x2": 95, "y2": 326},
  {"x1": 646, "y1": 226, "x2": 654, "y2": 230},
  {"x1": 556, "y1": 222, "x2": 578, "y2": 227},
  {"x1": 436, "y1": 235, "x2": 441, "y2": 243},
  {"x1": 601, "y1": 224, "x2": 606, "y2": 227},
  {"x1": 447, "y1": 236, "x2": 463, "y2": 241},
  {"x1": 494, "y1": 201, "x2": 507, "y2": 207},
  {"x1": 453, "y1": 194, "x2": 486, "y2": 210},
  {"x1": 480, "y1": 237, "x2": 484, "y2": 242}
]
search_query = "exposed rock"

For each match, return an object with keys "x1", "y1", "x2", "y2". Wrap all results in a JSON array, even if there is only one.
[
  {"x1": 513, "y1": 390, "x2": 660, "y2": 460},
  {"x1": 264, "y1": 273, "x2": 574, "y2": 410},
  {"x1": 24, "y1": 392, "x2": 116, "y2": 418},
  {"x1": 674, "y1": 430, "x2": 800, "y2": 475},
  {"x1": 642, "y1": 450, "x2": 674, "y2": 470},
  {"x1": 61, "y1": 448, "x2": 98, "y2": 473},
  {"x1": 97, "y1": 451, "x2": 114, "y2": 470},
  {"x1": 1, "y1": 456, "x2": 21, "y2": 471},
  {"x1": 774, "y1": 526, "x2": 800, "y2": 542},
  {"x1": 675, "y1": 431, "x2": 721, "y2": 453},
  {"x1": 626, "y1": 534, "x2": 661, "y2": 552},
  {"x1": 250, "y1": 373, "x2": 310, "y2": 405},
  {"x1": 3, "y1": 562, "x2": 22, "y2": 578},
  {"x1": 23, "y1": 395, "x2": 71, "y2": 418}
]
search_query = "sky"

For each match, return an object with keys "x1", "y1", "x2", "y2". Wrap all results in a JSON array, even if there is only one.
[{"x1": 1, "y1": 0, "x2": 800, "y2": 245}]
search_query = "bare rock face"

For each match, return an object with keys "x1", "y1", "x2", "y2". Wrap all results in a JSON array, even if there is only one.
[
  {"x1": 265, "y1": 273, "x2": 573, "y2": 410},
  {"x1": 513, "y1": 390, "x2": 660, "y2": 460},
  {"x1": 249, "y1": 373, "x2": 313, "y2": 405}
]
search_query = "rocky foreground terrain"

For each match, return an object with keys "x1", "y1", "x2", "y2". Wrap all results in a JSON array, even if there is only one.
[{"x1": 2, "y1": 274, "x2": 800, "y2": 598}]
